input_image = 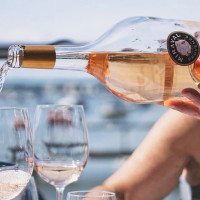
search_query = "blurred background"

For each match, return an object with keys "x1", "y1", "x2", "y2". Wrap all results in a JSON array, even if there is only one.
[{"x1": 0, "y1": 0, "x2": 200, "y2": 199}]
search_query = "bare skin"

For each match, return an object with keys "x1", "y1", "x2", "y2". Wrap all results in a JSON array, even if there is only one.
[
  {"x1": 91, "y1": 87, "x2": 200, "y2": 200},
  {"x1": 165, "y1": 84, "x2": 200, "y2": 119}
]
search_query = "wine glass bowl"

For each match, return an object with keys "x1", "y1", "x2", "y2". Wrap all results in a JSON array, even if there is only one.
[
  {"x1": 0, "y1": 107, "x2": 34, "y2": 200},
  {"x1": 13, "y1": 176, "x2": 39, "y2": 200},
  {"x1": 67, "y1": 191, "x2": 117, "y2": 200},
  {"x1": 34, "y1": 104, "x2": 89, "y2": 200}
]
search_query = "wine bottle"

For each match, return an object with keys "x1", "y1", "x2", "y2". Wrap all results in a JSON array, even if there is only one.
[{"x1": 7, "y1": 16, "x2": 200, "y2": 103}]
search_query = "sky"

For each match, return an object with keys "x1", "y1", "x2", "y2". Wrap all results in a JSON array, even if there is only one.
[
  {"x1": 0, "y1": 0, "x2": 200, "y2": 80},
  {"x1": 1, "y1": 0, "x2": 200, "y2": 43}
]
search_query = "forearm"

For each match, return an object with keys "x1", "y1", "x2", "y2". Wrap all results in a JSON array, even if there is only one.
[
  {"x1": 103, "y1": 140, "x2": 188, "y2": 200},
  {"x1": 102, "y1": 110, "x2": 200, "y2": 199}
]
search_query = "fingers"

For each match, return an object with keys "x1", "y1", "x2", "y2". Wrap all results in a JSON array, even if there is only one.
[
  {"x1": 181, "y1": 88, "x2": 200, "y2": 108},
  {"x1": 165, "y1": 100, "x2": 200, "y2": 118},
  {"x1": 164, "y1": 86, "x2": 200, "y2": 118},
  {"x1": 156, "y1": 85, "x2": 200, "y2": 119}
]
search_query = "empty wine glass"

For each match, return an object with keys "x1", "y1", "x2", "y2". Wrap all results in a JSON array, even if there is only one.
[
  {"x1": 0, "y1": 107, "x2": 34, "y2": 200},
  {"x1": 67, "y1": 191, "x2": 117, "y2": 200},
  {"x1": 34, "y1": 104, "x2": 89, "y2": 200}
]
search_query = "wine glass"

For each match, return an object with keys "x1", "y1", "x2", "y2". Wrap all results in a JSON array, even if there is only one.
[
  {"x1": 13, "y1": 176, "x2": 39, "y2": 200},
  {"x1": 67, "y1": 191, "x2": 117, "y2": 200},
  {"x1": 34, "y1": 104, "x2": 89, "y2": 200},
  {"x1": 0, "y1": 107, "x2": 34, "y2": 200}
]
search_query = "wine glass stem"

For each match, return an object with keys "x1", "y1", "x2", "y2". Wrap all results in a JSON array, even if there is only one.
[{"x1": 55, "y1": 186, "x2": 65, "y2": 200}]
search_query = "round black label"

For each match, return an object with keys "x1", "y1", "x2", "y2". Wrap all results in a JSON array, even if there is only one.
[{"x1": 167, "y1": 31, "x2": 200, "y2": 65}]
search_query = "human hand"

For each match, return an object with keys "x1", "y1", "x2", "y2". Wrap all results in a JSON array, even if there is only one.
[{"x1": 164, "y1": 84, "x2": 200, "y2": 119}]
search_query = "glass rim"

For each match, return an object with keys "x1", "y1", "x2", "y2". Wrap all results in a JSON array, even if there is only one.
[
  {"x1": 36, "y1": 104, "x2": 84, "y2": 109},
  {"x1": 0, "y1": 106, "x2": 27, "y2": 111},
  {"x1": 67, "y1": 190, "x2": 116, "y2": 197}
]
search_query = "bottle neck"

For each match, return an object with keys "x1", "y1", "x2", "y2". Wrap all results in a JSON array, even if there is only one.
[{"x1": 8, "y1": 45, "x2": 90, "y2": 72}]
